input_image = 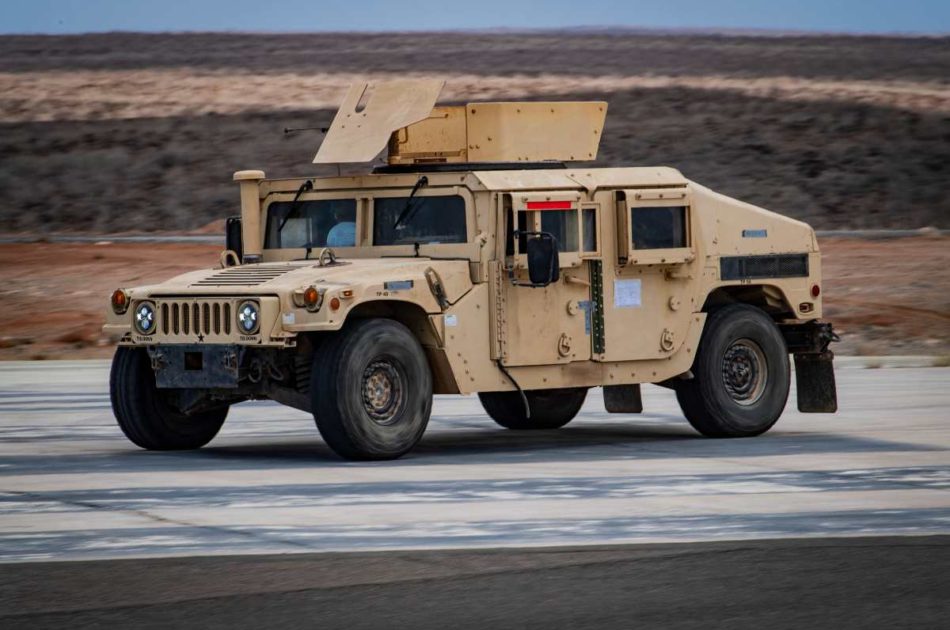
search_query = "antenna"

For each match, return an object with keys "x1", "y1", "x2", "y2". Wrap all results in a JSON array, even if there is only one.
[{"x1": 283, "y1": 126, "x2": 328, "y2": 135}]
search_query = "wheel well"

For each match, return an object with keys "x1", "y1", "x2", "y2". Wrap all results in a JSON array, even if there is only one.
[
  {"x1": 297, "y1": 300, "x2": 459, "y2": 394},
  {"x1": 702, "y1": 285, "x2": 794, "y2": 319},
  {"x1": 346, "y1": 301, "x2": 439, "y2": 346}
]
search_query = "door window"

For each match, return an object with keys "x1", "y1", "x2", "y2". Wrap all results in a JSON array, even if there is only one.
[
  {"x1": 582, "y1": 206, "x2": 598, "y2": 253},
  {"x1": 506, "y1": 195, "x2": 602, "y2": 266},
  {"x1": 631, "y1": 206, "x2": 687, "y2": 250},
  {"x1": 540, "y1": 208, "x2": 579, "y2": 252}
]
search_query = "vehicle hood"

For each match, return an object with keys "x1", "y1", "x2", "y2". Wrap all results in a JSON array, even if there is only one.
[{"x1": 141, "y1": 257, "x2": 473, "y2": 305}]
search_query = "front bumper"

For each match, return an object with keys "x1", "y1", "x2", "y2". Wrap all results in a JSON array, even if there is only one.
[{"x1": 147, "y1": 344, "x2": 244, "y2": 388}]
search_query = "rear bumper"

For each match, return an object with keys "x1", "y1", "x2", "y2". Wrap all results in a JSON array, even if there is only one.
[
  {"x1": 779, "y1": 321, "x2": 839, "y2": 413},
  {"x1": 779, "y1": 320, "x2": 838, "y2": 355}
]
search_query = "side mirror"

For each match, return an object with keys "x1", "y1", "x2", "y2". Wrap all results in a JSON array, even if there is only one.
[
  {"x1": 522, "y1": 231, "x2": 560, "y2": 287},
  {"x1": 225, "y1": 216, "x2": 243, "y2": 265}
]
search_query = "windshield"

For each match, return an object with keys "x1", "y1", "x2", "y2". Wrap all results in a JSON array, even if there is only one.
[
  {"x1": 374, "y1": 195, "x2": 466, "y2": 245},
  {"x1": 264, "y1": 199, "x2": 357, "y2": 249}
]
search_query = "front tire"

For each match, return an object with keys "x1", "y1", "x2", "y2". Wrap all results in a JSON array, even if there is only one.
[
  {"x1": 110, "y1": 347, "x2": 228, "y2": 450},
  {"x1": 311, "y1": 319, "x2": 433, "y2": 460},
  {"x1": 676, "y1": 304, "x2": 790, "y2": 437},
  {"x1": 478, "y1": 387, "x2": 588, "y2": 430}
]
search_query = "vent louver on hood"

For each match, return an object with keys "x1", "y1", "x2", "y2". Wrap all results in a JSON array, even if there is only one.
[{"x1": 191, "y1": 266, "x2": 296, "y2": 287}]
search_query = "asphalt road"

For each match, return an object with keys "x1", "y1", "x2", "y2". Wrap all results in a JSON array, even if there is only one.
[
  {"x1": 3, "y1": 536, "x2": 948, "y2": 629},
  {"x1": 1, "y1": 360, "x2": 949, "y2": 626}
]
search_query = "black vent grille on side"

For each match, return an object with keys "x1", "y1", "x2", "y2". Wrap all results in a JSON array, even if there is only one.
[
  {"x1": 192, "y1": 266, "x2": 293, "y2": 286},
  {"x1": 720, "y1": 254, "x2": 809, "y2": 281}
]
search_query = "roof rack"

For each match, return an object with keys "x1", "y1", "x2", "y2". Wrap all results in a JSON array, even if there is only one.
[{"x1": 372, "y1": 161, "x2": 567, "y2": 174}]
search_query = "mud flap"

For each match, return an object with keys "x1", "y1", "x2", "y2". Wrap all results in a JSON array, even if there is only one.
[
  {"x1": 604, "y1": 384, "x2": 643, "y2": 413},
  {"x1": 794, "y1": 351, "x2": 838, "y2": 413}
]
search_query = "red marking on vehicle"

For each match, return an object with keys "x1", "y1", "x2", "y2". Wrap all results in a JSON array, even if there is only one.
[{"x1": 526, "y1": 200, "x2": 574, "y2": 210}]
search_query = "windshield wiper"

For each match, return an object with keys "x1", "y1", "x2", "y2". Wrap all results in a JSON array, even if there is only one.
[
  {"x1": 276, "y1": 179, "x2": 314, "y2": 235},
  {"x1": 391, "y1": 176, "x2": 429, "y2": 231}
]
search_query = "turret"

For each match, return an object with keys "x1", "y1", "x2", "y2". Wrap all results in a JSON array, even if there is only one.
[{"x1": 313, "y1": 80, "x2": 607, "y2": 167}]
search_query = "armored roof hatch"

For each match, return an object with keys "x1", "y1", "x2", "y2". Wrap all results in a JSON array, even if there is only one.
[
  {"x1": 315, "y1": 81, "x2": 608, "y2": 166},
  {"x1": 313, "y1": 80, "x2": 446, "y2": 164}
]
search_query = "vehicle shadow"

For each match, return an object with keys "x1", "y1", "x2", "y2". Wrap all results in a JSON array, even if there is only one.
[{"x1": 0, "y1": 416, "x2": 937, "y2": 476}]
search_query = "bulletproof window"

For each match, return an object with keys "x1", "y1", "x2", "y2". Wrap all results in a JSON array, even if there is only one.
[
  {"x1": 631, "y1": 206, "x2": 687, "y2": 250},
  {"x1": 265, "y1": 199, "x2": 357, "y2": 249},
  {"x1": 509, "y1": 198, "x2": 598, "y2": 258},
  {"x1": 373, "y1": 195, "x2": 467, "y2": 245},
  {"x1": 582, "y1": 206, "x2": 598, "y2": 252},
  {"x1": 540, "y1": 208, "x2": 579, "y2": 252}
]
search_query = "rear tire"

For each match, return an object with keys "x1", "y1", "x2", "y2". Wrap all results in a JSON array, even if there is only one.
[
  {"x1": 311, "y1": 319, "x2": 433, "y2": 460},
  {"x1": 109, "y1": 347, "x2": 228, "y2": 450},
  {"x1": 676, "y1": 304, "x2": 790, "y2": 437},
  {"x1": 478, "y1": 387, "x2": 588, "y2": 430}
]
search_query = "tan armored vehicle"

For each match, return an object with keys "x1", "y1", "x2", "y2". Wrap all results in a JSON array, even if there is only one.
[{"x1": 105, "y1": 81, "x2": 837, "y2": 460}]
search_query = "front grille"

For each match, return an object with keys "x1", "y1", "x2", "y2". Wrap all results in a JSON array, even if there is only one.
[
  {"x1": 157, "y1": 299, "x2": 234, "y2": 339},
  {"x1": 720, "y1": 254, "x2": 809, "y2": 281},
  {"x1": 192, "y1": 266, "x2": 295, "y2": 287}
]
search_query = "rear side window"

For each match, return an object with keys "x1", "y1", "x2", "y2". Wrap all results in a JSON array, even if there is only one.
[
  {"x1": 631, "y1": 206, "x2": 687, "y2": 249},
  {"x1": 373, "y1": 196, "x2": 467, "y2": 245}
]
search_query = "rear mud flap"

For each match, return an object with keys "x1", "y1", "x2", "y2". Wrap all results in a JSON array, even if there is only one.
[
  {"x1": 794, "y1": 351, "x2": 838, "y2": 413},
  {"x1": 604, "y1": 384, "x2": 643, "y2": 413}
]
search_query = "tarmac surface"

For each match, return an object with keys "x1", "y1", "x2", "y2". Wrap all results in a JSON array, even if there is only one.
[
  {"x1": 3, "y1": 536, "x2": 948, "y2": 629},
  {"x1": 1, "y1": 360, "x2": 949, "y2": 626}
]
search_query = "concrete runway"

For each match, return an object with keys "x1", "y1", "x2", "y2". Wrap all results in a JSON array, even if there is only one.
[{"x1": 1, "y1": 360, "x2": 948, "y2": 562}]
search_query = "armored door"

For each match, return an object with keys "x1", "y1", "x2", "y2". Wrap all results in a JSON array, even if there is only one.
[
  {"x1": 598, "y1": 188, "x2": 699, "y2": 362},
  {"x1": 495, "y1": 193, "x2": 601, "y2": 367}
]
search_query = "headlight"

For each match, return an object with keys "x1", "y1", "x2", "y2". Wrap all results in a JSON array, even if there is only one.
[
  {"x1": 133, "y1": 301, "x2": 156, "y2": 335},
  {"x1": 237, "y1": 300, "x2": 260, "y2": 335}
]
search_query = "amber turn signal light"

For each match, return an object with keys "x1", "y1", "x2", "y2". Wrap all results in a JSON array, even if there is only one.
[
  {"x1": 303, "y1": 286, "x2": 324, "y2": 312},
  {"x1": 111, "y1": 289, "x2": 129, "y2": 314},
  {"x1": 329, "y1": 297, "x2": 341, "y2": 311}
]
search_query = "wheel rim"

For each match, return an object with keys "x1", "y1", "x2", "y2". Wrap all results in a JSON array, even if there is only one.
[
  {"x1": 361, "y1": 358, "x2": 404, "y2": 425},
  {"x1": 721, "y1": 338, "x2": 768, "y2": 406}
]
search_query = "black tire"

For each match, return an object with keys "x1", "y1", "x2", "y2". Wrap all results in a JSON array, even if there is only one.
[
  {"x1": 676, "y1": 304, "x2": 790, "y2": 437},
  {"x1": 311, "y1": 319, "x2": 433, "y2": 460},
  {"x1": 109, "y1": 347, "x2": 228, "y2": 450},
  {"x1": 478, "y1": 387, "x2": 588, "y2": 430}
]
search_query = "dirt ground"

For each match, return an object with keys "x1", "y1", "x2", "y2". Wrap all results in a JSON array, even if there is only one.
[
  {"x1": 1, "y1": 32, "x2": 948, "y2": 233},
  {"x1": 1, "y1": 236, "x2": 946, "y2": 361},
  {"x1": 1, "y1": 33, "x2": 947, "y2": 359}
]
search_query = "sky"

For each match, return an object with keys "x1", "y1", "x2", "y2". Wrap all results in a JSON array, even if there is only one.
[{"x1": 2, "y1": 0, "x2": 948, "y2": 35}]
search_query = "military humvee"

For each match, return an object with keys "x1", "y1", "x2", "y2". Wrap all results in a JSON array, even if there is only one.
[{"x1": 105, "y1": 80, "x2": 837, "y2": 460}]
